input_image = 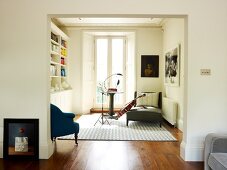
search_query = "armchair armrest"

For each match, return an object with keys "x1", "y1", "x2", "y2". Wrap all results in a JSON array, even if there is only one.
[
  {"x1": 63, "y1": 112, "x2": 75, "y2": 119},
  {"x1": 204, "y1": 133, "x2": 227, "y2": 170}
]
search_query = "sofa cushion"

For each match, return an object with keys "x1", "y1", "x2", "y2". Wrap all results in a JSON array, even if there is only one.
[
  {"x1": 136, "y1": 92, "x2": 159, "y2": 107},
  {"x1": 127, "y1": 107, "x2": 162, "y2": 121},
  {"x1": 208, "y1": 153, "x2": 227, "y2": 170}
]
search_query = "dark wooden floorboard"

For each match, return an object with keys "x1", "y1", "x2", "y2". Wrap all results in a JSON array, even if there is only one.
[{"x1": 0, "y1": 121, "x2": 204, "y2": 170}]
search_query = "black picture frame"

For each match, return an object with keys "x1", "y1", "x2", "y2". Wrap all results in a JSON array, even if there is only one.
[
  {"x1": 141, "y1": 55, "x2": 159, "y2": 77},
  {"x1": 164, "y1": 44, "x2": 180, "y2": 86},
  {"x1": 3, "y1": 119, "x2": 39, "y2": 160}
]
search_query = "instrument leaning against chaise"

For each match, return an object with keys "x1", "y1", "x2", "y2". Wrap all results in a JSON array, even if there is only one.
[{"x1": 117, "y1": 94, "x2": 146, "y2": 117}]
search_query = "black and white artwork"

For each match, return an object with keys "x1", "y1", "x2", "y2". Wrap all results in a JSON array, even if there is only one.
[{"x1": 165, "y1": 45, "x2": 180, "y2": 86}]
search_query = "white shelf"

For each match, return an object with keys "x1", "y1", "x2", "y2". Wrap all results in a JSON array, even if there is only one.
[
  {"x1": 51, "y1": 61, "x2": 60, "y2": 65},
  {"x1": 50, "y1": 89, "x2": 72, "y2": 94},
  {"x1": 61, "y1": 55, "x2": 67, "y2": 58},
  {"x1": 50, "y1": 22, "x2": 70, "y2": 94},
  {"x1": 51, "y1": 39, "x2": 60, "y2": 46},
  {"x1": 51, "y1": 75, "x2": 60, "y2": 78},
  {"x1": 51, "y1": 51, "x2": 60, "y2": 55},
  {"x1": 61, "y1": 46, "x2": 66, "y2": 50}
]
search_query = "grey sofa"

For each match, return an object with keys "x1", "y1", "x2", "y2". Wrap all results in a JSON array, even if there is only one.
[
  {"x1": 126, "y1": 91, "x2": 163, "y2": 127},
  {"x1": 205, "y1": 133, "x2": 227, "y2": 170}
]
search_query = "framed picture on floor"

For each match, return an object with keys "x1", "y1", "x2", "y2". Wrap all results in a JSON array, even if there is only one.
[
  {"x1": 141, "y1": 55, "x2": 159, "y2": 77},
  {"x1": 3, "y1": 119, "x2": 39, "y2": 160},
  {"x1": 165, "y1": 44, "x2": 180, "y2": 86}
]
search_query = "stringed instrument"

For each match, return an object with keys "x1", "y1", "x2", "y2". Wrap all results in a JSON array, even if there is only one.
[{"x1": 117, "y1": 94, "x2": 146, "y2": 117}]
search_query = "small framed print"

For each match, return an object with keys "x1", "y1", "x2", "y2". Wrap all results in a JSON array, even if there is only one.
[
  {"x1": 3, "y1": 119, "x2": 39, "y2": 160},
  {"x1": 141, "y1": 55, "x2": 159, "y2": 77}
]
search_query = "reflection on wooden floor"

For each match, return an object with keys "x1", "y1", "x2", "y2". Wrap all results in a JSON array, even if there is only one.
[{"x1": 0, "y1": 121, "x2": 204, "y2": 170}]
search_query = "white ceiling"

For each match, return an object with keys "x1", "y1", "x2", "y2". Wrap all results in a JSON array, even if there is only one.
[{"x1": 55, "y1": 17, "x2": 163, "y2": 27}]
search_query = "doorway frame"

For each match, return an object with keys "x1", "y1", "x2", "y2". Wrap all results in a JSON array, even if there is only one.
[{"x1": 47, "y1": 14, "x2": 188, "y2": 159}]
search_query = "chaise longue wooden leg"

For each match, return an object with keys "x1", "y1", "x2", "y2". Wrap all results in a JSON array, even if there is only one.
[{"x1": 74, "y1": 133, "x2": 78, "y2": 145}]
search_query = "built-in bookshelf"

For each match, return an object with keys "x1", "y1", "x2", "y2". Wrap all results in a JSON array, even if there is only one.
[{"x1": 50, "y1": 22, "x2": 71, "y2": 93}]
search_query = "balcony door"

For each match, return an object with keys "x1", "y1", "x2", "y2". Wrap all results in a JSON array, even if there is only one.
[{"x1": 95, "y1": 36, "x2": 126, "y2": 108}]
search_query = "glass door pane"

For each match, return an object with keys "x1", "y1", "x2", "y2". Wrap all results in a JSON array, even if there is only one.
[
  {"x1": 112, "y1": 38, "x2": 124, "y2": 105},
  {"x1": 96, "y1": 38, "x2": 108, "y2": 105}
]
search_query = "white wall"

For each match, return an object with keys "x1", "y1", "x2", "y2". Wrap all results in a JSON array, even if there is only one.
[
  {"x1": 136, "y1": 28, "x2": 163, "y2": 92},
  {"x1": 67, "y1": 29, "x2": 83, "y2": 114},
  {"x1": 162, "y1": 18, "x2": 184, "y2": 131},
  {"x1": 81, "y1": 32, "x2": 95, "y2": 114},
  {"x1": 1, "y1": 0, "x2": 227, "y2": 161}
]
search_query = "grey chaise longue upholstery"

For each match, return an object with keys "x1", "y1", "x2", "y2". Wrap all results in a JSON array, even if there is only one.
[
  {"x1": 126, "y1": 91, "x2": 163, "y2": 127},
  {"x1": 205, "y1": 133, "x2": 227, "y2": 170}
]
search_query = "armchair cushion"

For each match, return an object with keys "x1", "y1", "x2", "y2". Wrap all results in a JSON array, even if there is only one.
[{"x1": 208, "y1": 153, "x2": 227, "y2": 170}]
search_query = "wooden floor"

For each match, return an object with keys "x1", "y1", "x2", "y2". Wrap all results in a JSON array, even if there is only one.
[{"x1": 0, "y1": 121, "x2": 204, "y2": 170}]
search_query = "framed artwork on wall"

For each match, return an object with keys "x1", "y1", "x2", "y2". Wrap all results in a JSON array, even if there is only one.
[
  {"x1": 141, "y1": 55, "x2": 159, "y2": 77},
  {"x1": 165, "y1": 44, "x2": 180, "y2": 86}
]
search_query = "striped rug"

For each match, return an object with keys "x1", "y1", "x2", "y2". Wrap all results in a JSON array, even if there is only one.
[{"x1": 58, "y1": 114, "x2": 177, "y2": 141}]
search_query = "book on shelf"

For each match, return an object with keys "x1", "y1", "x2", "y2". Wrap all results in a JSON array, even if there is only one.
[
  {"x1": 61, "y1": 39, "x2": 67, "y2": 48},
  {"x1": 61, "y1": 58, "x2": 65, "y2": 65},
  {"x1": 50, "y1": 65, "x2": 56, "y2": 76},
  {"x1": 51, "y1": 32, "x2": 59, "y2": 42},
  {"x1": 61, "y1": 68, "x2": 66, "y2": 77}
]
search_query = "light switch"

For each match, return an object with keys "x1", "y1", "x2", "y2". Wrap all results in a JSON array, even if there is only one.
[{"x1": 200, "y1": 69, "x2": 211, "y2": 75}]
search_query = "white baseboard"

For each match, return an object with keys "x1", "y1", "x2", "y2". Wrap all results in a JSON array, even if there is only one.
[
  {"x1": 180, "y1": 141, "x2": 204, "y2": 161},
  {"x1": 177, "y1": 119, "x2": 183, "y2": 131},
  {"x1": 0, "y1": 141, "x2": 3, "y2": 158},
  {"x1": 39, "y1": 140, "x2": 55, "y2": 159}
]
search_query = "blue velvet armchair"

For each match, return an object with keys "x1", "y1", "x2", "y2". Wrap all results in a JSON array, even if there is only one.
[{"x1": 50, "y1": 104, "x2": 79, "y2": 144}]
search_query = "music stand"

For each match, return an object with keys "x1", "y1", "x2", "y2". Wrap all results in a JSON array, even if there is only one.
[
  {"x1": 94, "y1": 73, "x2": 123, "y2": 125},
  {"x1": 94, "y1": 92, "x2": 110, "y2": 126}
]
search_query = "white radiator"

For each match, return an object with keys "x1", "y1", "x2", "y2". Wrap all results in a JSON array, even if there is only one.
[{"x1": 162, "y1": 97, "x2": 178, "y2": 126}]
